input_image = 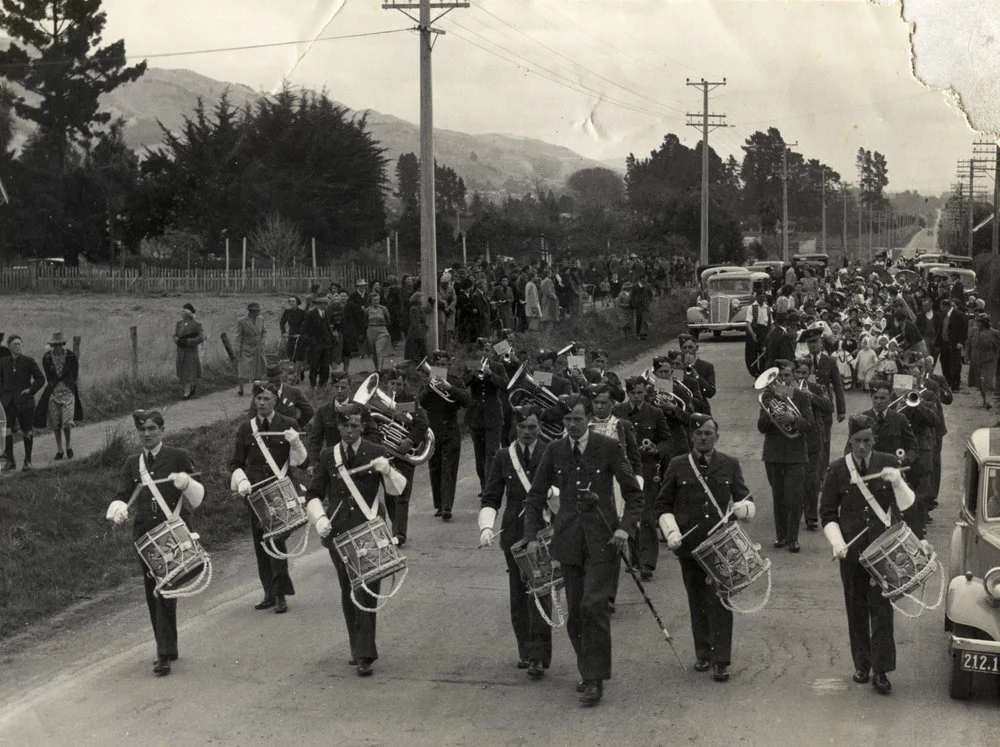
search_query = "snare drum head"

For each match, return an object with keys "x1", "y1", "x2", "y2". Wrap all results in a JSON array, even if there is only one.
[
  {"x1": 860, "y1": 522, "x2": 931, "y2": 597},
  {"x1": 135, "y1": 517, "x2": 206, "y2": 589},
  {"x1": 693, "y1": 521, "x2": 766, "y2": 594},
  {"x1": 333, "y1": 519, "x2": 405, "y2": 587}
]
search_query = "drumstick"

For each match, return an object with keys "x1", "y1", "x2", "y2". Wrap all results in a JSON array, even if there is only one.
[
  {"x1": 125, "y1": 472, "x2": 203, "y2": 509},
  {"x1": 255, "y1": 431, "x2": 307, "y2": 436},
  {"x1": 831, "y1": 528, "x2": 868, "y2": 562},
  {"x1": 858, "y1": 466, "x2": 910, "y2": 483}
]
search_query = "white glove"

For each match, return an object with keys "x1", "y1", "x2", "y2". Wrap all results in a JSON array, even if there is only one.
[
  {"x1": 823, "y1": 521, "x2": 849, "y2": 560},
  {"x1": 658, "y1": 513, "x2": 682, "y2": 550},
  {"x1": 230, "y1": 468, "x2": 249, "y2": 492},
  {"x1": 371, "y1": 456, "x2": 392, "y2": 476},
  {"x1": 480, "y1": 528, "x2": 495, "y2": 547},
  {"x1": 283, "y1": 428, "x2": 301, "y2": 446},
  {"x1": 731, "y1": 500, "x2": 756, "y2": 521},
  {"x1": 880, "y1": 466, "x2": 903, "y2": 487},
  {"x1": 237, "y1": 479, "x2": 252, "y2": 496},
  {"x1": 106, "y1": 500, "x2": 129, "y2": 525},
  {"x1": 169, "y1": 472, "x2": 190, "y2": 491},
  {"x1": 315, "y1": 516, "x2": 332, "y2": 538},
  {"x1": 666, "y1": 531, "x2": 682, "y2": 551}
]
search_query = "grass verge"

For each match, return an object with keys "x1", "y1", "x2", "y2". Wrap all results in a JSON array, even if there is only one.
[{"x1": 0, "y1": 292, "x2": 690, "y2": 640}]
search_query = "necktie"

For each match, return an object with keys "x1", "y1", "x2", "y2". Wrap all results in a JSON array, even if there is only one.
[
  {"x1": 146, "y1": 451, "x2": 155, "y2": 469},
  {"x1": 698, "y1": 454, "x2": 709, "y2": 471},
  {"x1": 521, "y1": 445, "x2": 530, "y2": 466},
  {"x1": 859, "y1": 460, "x2": 868, "y2": 476},
  {"x1": 260, "y1": 418, "x2": 270, "y2": 432},
  {"x1": 573, "y1": 440, "x2": 582, "y2": 460},
  {"x1": 346, "y1": 445, "x2": 355, "y2": 467}
]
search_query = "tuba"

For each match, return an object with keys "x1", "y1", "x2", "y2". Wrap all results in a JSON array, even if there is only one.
[
  {"x1": 416, "y1": 357, "x2": 455, "y2": 403},
  {"x1": 507, "y1": 363, "x2": 566, "y2": 443},
  {"x1": 352, "y1": 374, "x2": 436, "y2": 465},
  {"x1": 753, "y1": 367, "x2": 802, "y2": 439},
  {"x1": 640, "y1": 368, "x2": 689, "y2": 410}
]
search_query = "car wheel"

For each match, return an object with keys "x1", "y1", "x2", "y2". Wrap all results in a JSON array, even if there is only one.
[{"x1": 712, "y1": 331, "x2": 722, "y2": 338}]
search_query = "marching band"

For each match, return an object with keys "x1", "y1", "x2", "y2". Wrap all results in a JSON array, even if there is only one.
[{"x1": 104, "y1": 275, "x2": 952, "y2": 705}]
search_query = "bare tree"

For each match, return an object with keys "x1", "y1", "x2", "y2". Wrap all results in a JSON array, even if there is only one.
[{"x1": 249, "y1": 211, "x2": 307, "y2": 266}]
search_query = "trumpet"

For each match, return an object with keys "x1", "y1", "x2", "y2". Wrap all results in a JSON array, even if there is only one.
[
  {"x1": 475, "y1": 356, "x2": 490, "y2": 379},
  {"x1": 417, "y1": 357, "x2": 454, "y2": 403},
  {"x1": 754, "y1": 367, "x2": 802, "y2": 439},
  {"x1": 888, "y1": 387, "x2": 931, "y2": 411},
  {"x1": 501, "y1": 347, "x2": 518, "y2": 365}
]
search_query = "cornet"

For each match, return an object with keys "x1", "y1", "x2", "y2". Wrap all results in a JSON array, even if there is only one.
[
  {"x1": 475, "y1": 356, "x2": 490, "y2": 379},
  {"x1": 417, "y1": 357, "x2": 454, "y2": 403}
]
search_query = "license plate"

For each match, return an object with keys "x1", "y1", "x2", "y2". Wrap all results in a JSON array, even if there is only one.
[{"x1": 959, "y1": 652, "x2": 1000, "y2": 674}]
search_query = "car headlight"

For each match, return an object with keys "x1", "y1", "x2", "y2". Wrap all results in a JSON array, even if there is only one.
[
  {"x1": 731, "y1": 298, "x2": 741, "y2": 310},
  {"x1": 983, "y1": 567, "x2": 1000, "y2": 602}
]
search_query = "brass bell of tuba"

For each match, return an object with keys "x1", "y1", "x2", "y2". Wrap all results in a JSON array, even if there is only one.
[
  {"x1": 352, "y1": 373, "x2": 436, "y2": 465},
  {"x1": 416, "y1": 357, "x2": 455, "y2": 403},
  {"x1": 506, "y1": 362, "x2": 566, "y2": 443},
  {"x1": 753, "y1": 367, "x2": 802, "y2": 439}
]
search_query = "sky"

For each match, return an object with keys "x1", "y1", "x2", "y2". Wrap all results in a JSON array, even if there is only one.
[{"x1": 100, "y1": 0, "x2": 982, "y2": 195}]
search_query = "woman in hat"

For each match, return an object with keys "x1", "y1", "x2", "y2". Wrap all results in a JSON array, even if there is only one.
[
  {"x1": 174, "y1": 303, "x2": 204, "y2": 399},
  {"x1": 34, "y1": 332, "x2": 83, "y2": 460},
  {"x1": 235, "y1": 302, "x2": 267, "y2": 397}
]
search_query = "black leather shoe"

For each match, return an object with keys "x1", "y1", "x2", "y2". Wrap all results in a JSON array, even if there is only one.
[
  {"x1": 348, "y1": 657, "x2": 358, "y2": 666},
  {"x1": 66, "y1": 448, "x2": 73, "y2": 459},
  {"x1": 153, "y1": 655, "x2": 171, "y2": 676},
  {"x1": 357, "y1": 658, "x2": 374, "y2": 677},
  {"x1": 434, "y1": 509, "x2": 443, "y2": 517},
  {"x1": 254, "y1": 598, "x2": 276, "y2": 610},
  {"x1": 787, "y1": 541, "x2": 801, "y2": 553},
  {"x1": 517, "y1": 658, "x2": 530, "y2": 669},
  {"x1": 774, "y1": 539, "x2": 786, "y2": 549},
  {"x1": 693, "y1": 659, "x2": 712, "y2": 672},
  {"x1": 274, "y1": 596, "x2": 287, "y2": 614},
  {"x1": 712, "y1": 663, "x2": 730, "y2": 682},
  {"x1": 579, "y1": 680, "x2": 603, "y2": 705},
  {"x1": 852, "y1": 668, "x2": 870, "y2": 684},
  {"x1": 576, "y1": 680, "x2": 587, "y2": 693},
  {"x1": 442, "y1": 511, "x2": 452, "y2": 521},
  {"x1": 805, "y1": 521, "x2": 817, "y2": 531},
  {"x1": 54, "y1": 452, "x2": 64, "y2": 460},
  {"x1": 640, "y1": 568, "x2": 653, "y2": 580},
  {"x1": 396, "y1": 535, "x2": 406, "y2": 547},
  {"x1": 527, "y1": 660, "x2": 545, "y2": 679},
  {"x1": 872, "y1": 672, "x2": 891, "y2": 694}
]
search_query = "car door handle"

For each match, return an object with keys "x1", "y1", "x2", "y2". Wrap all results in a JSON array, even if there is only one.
[{"x1": 955, "y1": 519, "x2": 968, "y2": 527}]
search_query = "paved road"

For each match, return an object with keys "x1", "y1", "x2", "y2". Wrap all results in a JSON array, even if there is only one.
[
  {"x1": 3, "y1": 335, "x2": 1000, "y2": 746},
  {"x1": 901, "y1": 211, "x2": 941, "y2": 257}
]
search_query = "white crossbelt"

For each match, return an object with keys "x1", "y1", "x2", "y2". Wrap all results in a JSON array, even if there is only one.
[
  {"x1": 845, "y1": 454, "x2": 892, "y2": 528},
  {"x1": 250, "y1": 418, "x2": 288, "y2": 480},
  {"x1": 139, "y1": 452, "x2": 178, "y2": 519}
]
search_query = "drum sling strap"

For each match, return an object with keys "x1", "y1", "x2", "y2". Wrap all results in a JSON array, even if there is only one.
[
  {"x1": 139, "y1": 452, "x2": 178, "y2": 519},
  {"x1": 250, "y1": 419, "x2": 288, "y2": 480},
  {"x1": 845, "y1": 454, "x2": 892, "y2": 529},
  {"x1": 687, "y1": 452, "x2": 727, "y2": 521},
  {"x1": 333, "y1": 443, "x2": 387, "y2": 527}
]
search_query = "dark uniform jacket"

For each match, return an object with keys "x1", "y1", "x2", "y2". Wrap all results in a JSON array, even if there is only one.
[
  {"x1": 419, "y1": 376, "x2": 473, "y2": 432},
  {"x1": 583, "y1": 369, "x2": 625, "y2": 402},
  {"x1": 655, "y1": 450, "x2": 751, "y2": 559},
  {"x1": 524, "y1": 432, "x2": 644, "y2": 566},
  {"x1": 249, "y1": 383, "x2": 314, "y2": 428},
  {"x1": 820, "y1": 450, "x2": 916, "y2": 563},
  {"x1": 798, "y1": 380, "x2": 832, "y2": 453},
  {"x1": 299, "y1": 307, "x2": 336, "y2": 350},
  {"x1": 589, "y1": 416, "x2": 642, "y2": 474},
  {"x1": 856, "y1": 407, "x2": 918, "y2": 464},
  {"x1": 306, "y1": 439, "x2": 395, "y2": 538},
  {"x1": 464, "y1": 359, "x2": 509, "y2": 429},
  {"x1": 0, "y1": 353, "x2": 44, "y2": 410},
  {"x1": 113, "y1": 445, "x2": 197, "y2": 540},
  {"x1": 690, "y1": 359, "x2": 716, "y2": 405},
  {"x1": 808, "y1": 352, "x2": 846, "y2": 422},
  {"x1": 922, "y1": 374, "x2": 952, "y2": 438},
  {"x1": 363, "y1": 391, "x2": 430, "y2": 457},
  {"x1": 229, "y1": 412, "x2": 300, "y2": 485},
  {"x1": 307, "y1": 400, "x2": 349, "y2": 464},
  {"x1": 764, "y1": 325, "x2": 796, "y2": 369},
  {"x1": 757, "y1": 387, "x2": 813, "y2": 463},
  {"x1": 612, "y1": 401, "x2": 671, "y2": 463},
  {"x1": 481, "y1": 441, "x2": 547, "y2": 552}
]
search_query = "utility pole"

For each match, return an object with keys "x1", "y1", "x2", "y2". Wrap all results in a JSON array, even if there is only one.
[
  {"x1": 781, "y1": 140, "x2": 799, "y2": 264},
  {"x1": 685, "y1": 78, "x2": 727, "y2": 266},
  {"x1": 383, "y1": 0, "x2": 468, "y2": 350},
  {"x1": 842, "y1": 183, "x2": 849, "y2": 256},
  {"x1": 821, "y1": 167, "x2": 827, "y2": 253},
  {"x1": 974, "y1": 138, "x2": 1000, "y2": 255}
]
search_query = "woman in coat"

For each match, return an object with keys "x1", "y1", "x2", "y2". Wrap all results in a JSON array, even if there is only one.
[
  {"x1": 174, "y1": 302, "x2": 204, "y2": 398},
  {"x1": 364, "y1": 292, "x2": 394, "y2": 370},
  {"x1": 404, "y1": 292, "x2": 428, "y2": 362},
  {"x1": 524, "y1": 272, "x2": 542, "y2": 331},
  {"x1": 34, "y1": 331, "x2": 83, "y2": 460},
  {"x1": 539, "y1": 270, "x2": 559, "y2": 331},
  {"x1": 236, "y1": 302, "x2": 267, "y2": 396}
]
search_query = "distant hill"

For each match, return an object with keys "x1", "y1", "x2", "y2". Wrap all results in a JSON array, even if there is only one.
[{"x1": 5, "y1": 60, "x2": 612, "y2": 195}]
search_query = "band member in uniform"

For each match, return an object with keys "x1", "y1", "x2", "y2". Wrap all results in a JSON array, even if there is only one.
[
  {"x1": 764, "y1": 311, "x2": 797, "y2": 370},
  {"x1": 821, "y1": 414, "x2": 922, "y2": 694},
  {"x1": 105, "y1": 409, "x2": 206, "y2": 676},
  {"x1": 306, "y1": 371, "x2": 353, "y2": 466},
  {"x1": 478, "y1": 406, "x2": 552, "y2": 679},
  {"x1": 0, "y1": 334, "x2": 45, "y2": 471},
  {"x1": 889, "y1": 373, "x2": 938, "y2": 536},
  {"x1": 665, "y1": 351, "x2": 707, "y2": 415},
  {"x1": 249, "y1": 362, "x2": 314, "y2": 428},
  {"x1": 656, "y1": 414, "x2": 754, "y2": 682},
  {"x1": 419, "y1": 350, "x2": 473, "y2": 520},
  {"x1": 793, "y1": 355, "x2": 833, "y2": 531},
  {"x1": 857, "y1": 382, "x2": 919, "y2": 474},
  {"x1": 650, "y1": 355, "x2": 692, "y2": 458},
  {"x1": 585, "y1": 348, "x2": 625, "y2": 402},
  {"x1": 758, "y1": 359, "x2": 814, "y2": 552},
  {"x1": 374, "y1": 365, "x2": 429, "y2": 546},
  {"x1": 803, "y1": 326, "x2": 847, "y2": 470},
  {"x1": 915, "y1": 356, "x2": 952, "y2": 513},
  {"x1": 229, "y1": 381, "x2": 308, "y2": 613},
  {"x1": 613, "y1": 376, "x2": 670, "y2": 580},
  {"x1": 524, "y1": 395, "x2": 644, "y2": 706},
  {"x1": 465, "y1": 342, "x2": 510, "y2": 496},
  {"x1": 532, "y1": 348, "x2": 573, "y2": 396},
  {"x1": 304, "y1": 403, "x2": 408, "y2": 677},
  {"x1": 679, "y1": 335, "x2": 716, "y2": 415}
]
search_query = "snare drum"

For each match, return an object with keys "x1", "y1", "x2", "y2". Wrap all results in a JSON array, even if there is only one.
[
  {"x1": 332, "y1": 518, "x2": 408, "y2": 611},
  {"x1": 247, "y1": 477, "x2": 309, "y2": 558},
  {"x1": 510, "y1": 525, "x2": 564, "y2": 598},
  {"x1": 692, "y1": 521, "x2": 771, "y2": 613},
  {"x1": 135, "y1": 517, "x2": 212, "y2": 598},
  {"x1": 859, "y1": 521, "x2": 937, "y2": 601}
]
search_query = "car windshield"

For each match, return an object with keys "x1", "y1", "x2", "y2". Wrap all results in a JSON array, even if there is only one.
[
  {"x1": 986, "y1": 467, "x2": 1000, "y2": 521},
  {"x1": 710, "y1": 277, "x2": 752, "y2": 293},
  {"x1": 930, "y1": 269, "x2": 976, "y2": 286}
]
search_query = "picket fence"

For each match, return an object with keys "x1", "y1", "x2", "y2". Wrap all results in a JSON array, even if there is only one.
[{"x1": 0, "y1": 262, "x2": 403, "y2": 294}]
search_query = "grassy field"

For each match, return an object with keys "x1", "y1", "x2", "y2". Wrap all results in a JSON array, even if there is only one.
[{"x1": 0, "y1": 293, "x2": 691, "y2": 640}]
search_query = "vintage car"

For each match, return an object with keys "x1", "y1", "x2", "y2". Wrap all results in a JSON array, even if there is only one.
[
  {"x1": 924, "y1": 265, "x2": 977, "y2": 296},
  {"x1": 945, "y1": 427, "x2": 1000, "y2": 699},
  {"x1": 686, "y1": 269, "x2": 770, "y2": 339},
  {"x1": 791, "y1": 252, "x2": 830, "y2": 271}
]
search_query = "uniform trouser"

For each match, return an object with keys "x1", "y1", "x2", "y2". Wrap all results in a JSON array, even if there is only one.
[
  {"x1": 633, "y1": 461, "x2": 662, "y2": 571},
  {"x1": 504, "y1": 550, "x2": 553, "y2": 664},
  {"x1": 141, "y1": 557, "x2": 178, "y2": 657},
  {"x1": 802, "y1": 448, "x2": 823, "y2": 524},
  {"x1": 839, "y1": 557, "x2": 895, "y2": 674},
  {"x1": 428, "y1": 425, "x2": 461, "y2": 511},
  {"x1": 307, "y1": 346, "x2": 331, "y2": 388},
  {"x1": 329, "y1": 547, "x2": 380, "y2": 660},
  {"x1": 249, "y1": 508, "x2": 295, "y2": 598},
  {"x1": 471, "y1": 426, "x2": 502, "y2": 491},
  {"x1": 931, "y1": 436, "x2": 943, "y2": 502},
  {"x1": 563, "y1": 556, "x2": 615, "y2": 681},
  {"x1": 911, "y1": 451, "x2": 933, "y2": 539},
  {"x1": 386, "y1": 462, "x2": 415, "y2": 540},
  {"x1": 679, "y1": 556, "x2": 733, "y2": 665},
  {"x1": 820, "y1": 420, "x2": 833, "y2": 483},
  {"x1": 765, "y1": 462, "x2": 805, "y2": 544}
]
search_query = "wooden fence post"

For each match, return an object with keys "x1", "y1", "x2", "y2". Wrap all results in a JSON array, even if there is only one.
[{"x1": 129, "y1": 326, "x2": 139, "y2": 380}]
